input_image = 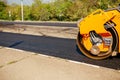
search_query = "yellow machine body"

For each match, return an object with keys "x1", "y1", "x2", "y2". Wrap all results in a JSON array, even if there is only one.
[
  {"x1": 78, "y1": 9, "x2": 120, "y2": 53},
  {"x1": 77, "y1": 6, "x2": 120, "y2": 59}
]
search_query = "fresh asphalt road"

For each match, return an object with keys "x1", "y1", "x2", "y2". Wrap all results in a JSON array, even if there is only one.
[{"x1": 0, "y1": 32, "x2": 120, "y2": 70}]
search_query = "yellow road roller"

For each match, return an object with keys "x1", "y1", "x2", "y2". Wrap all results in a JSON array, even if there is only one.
[{"x1": 77, "y1": 4, "x2": 120, "y2": 59}]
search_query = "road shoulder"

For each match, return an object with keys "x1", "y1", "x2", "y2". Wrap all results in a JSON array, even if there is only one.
[{"x1": 0, "y1": 47, "x2": 120, "y2": 80}]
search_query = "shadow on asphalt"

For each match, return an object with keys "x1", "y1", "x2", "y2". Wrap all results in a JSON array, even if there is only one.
[{"x1": 0, "y1": 32, "x2": 120, "y2": 70}]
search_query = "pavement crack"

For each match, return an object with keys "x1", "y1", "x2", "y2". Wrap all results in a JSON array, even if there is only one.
[
  {"x1": 0, "y1": 65, "x2": 4, "y2": 68},
  {"x1": 8, "y1": 61, "x2": 18, "y2": 65},
  {"x1": 38, "y1": 32, "x2": 47, "y2": 36},
  {"x1": 0, "y1": 55, "x2": 32, "y2": 69}
]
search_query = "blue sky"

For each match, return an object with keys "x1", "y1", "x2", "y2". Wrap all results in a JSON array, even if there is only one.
[{"x1": 7, "y1": 0, "x2": 54, "y2": 5}]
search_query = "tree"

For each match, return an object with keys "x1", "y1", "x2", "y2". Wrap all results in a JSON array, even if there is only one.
[
  {"x1": 30, "y1": 0, "x2": 42, "y2": 20},
  {"x1": 0, "y1": 1, "x2": 8, "y2": 20},
  {"x1": 24, "y1": 5, "x2": 31, "y2": 20},
  {"x1": 48, "y1": 0, "x2": 72, "y2": 21},
  {"x1": 2, "y1": 0, "x2": 120, "y2": 21},
  {"x1": 7, "y1": 3, "x2": 21, "y2": 20}
]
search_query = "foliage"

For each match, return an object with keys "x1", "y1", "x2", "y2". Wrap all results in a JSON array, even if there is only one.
[
  {"x1": 0, "y1": 1, "x2": 8, "y2": 20},
  {"x1": 0, "y1": 0, "x2": 120, "y2": 21},
  {"x1": 7, "y1": 4, "x2": 21, "y2": 20}
]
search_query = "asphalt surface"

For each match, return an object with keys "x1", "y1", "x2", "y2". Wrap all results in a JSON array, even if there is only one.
[
  {"x1": 0, "y1": 21, "x2": 77, "y2": 27},
  {"x1": 0, "y1": 32, "x2": 120, "y2": 70}
]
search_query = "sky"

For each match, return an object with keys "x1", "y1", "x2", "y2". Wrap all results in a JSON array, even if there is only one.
[{"x1": 7, "y1": 0, "x2": 54, "y2": 5}]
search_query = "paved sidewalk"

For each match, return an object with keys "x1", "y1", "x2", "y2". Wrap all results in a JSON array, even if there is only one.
[{"x1": 0, "y1": 47, "x2": 120, "y2": 80}]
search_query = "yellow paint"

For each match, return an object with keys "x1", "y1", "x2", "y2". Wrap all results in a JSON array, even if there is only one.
[{"x1": 78, "y1": 9, "x2": 120, "y2": 52}]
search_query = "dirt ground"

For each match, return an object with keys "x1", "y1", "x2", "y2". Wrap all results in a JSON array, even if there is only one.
[{"x1": 0, "y1": 24, "x2": 78, "y2": 39}]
